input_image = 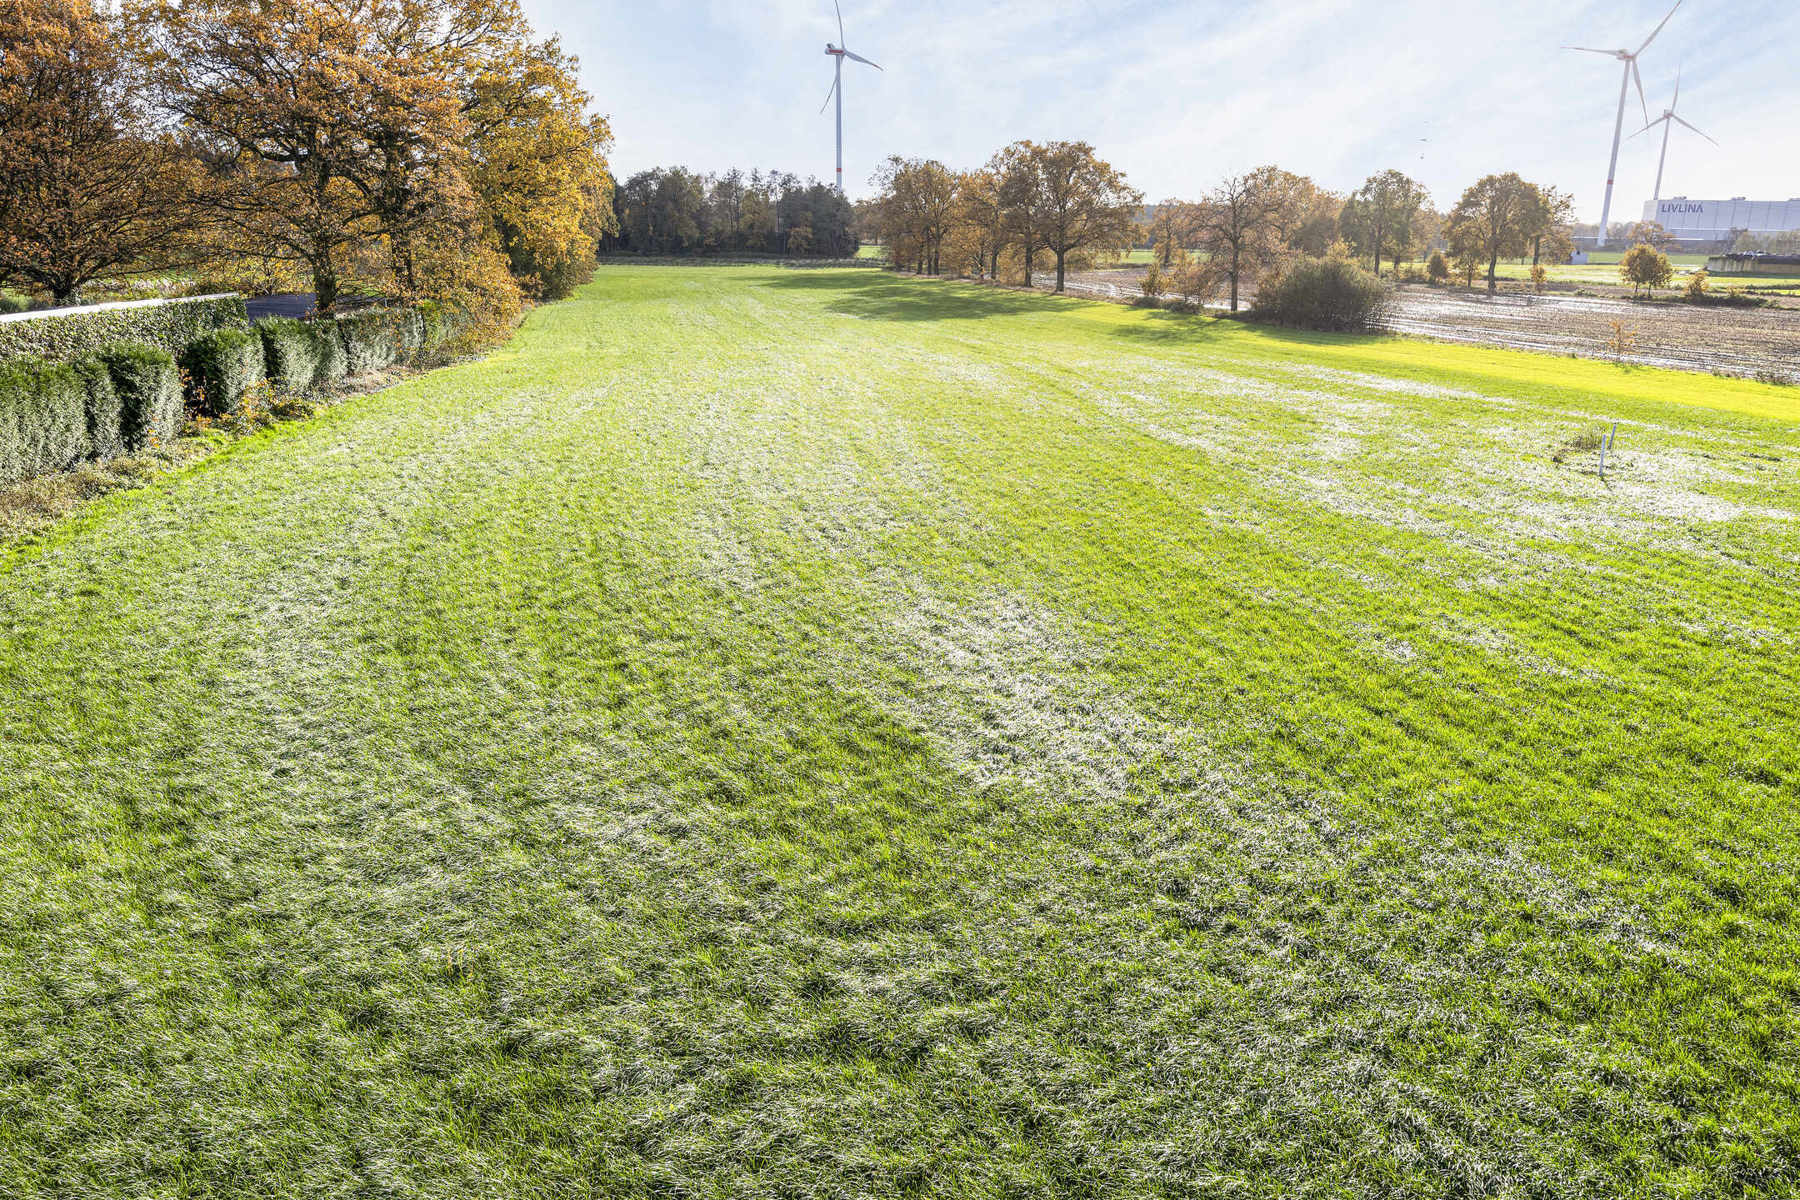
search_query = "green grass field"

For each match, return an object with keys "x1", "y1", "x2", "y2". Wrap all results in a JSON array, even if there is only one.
[
  {"x1": 3, "y1": 267, "x2": 1798, "y2": 1197},
  {"x1": 1486, "y1": 252, "x2": 1800, "y2": 293}
]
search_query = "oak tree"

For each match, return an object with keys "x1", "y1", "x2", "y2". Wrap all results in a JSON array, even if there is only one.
[
  {"x1": 1445, "y1": 172, "x2": 1538, "y2": 293},
  {"x1": 1022, "y1": 140, "x2": 1142, "y2": 293},
  {"x1": 1339, "y1": 170, "x2": 1430, "y2": 278},
  {"x1": 0, "y1": 0, "x2": 209, "y2": 303},
  {"x1": 1194, "y1": 166, "x2": 1312, "y2": 311}
]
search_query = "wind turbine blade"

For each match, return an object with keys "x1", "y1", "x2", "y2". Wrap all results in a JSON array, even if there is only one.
[
  {"x1": 835, "y1": 0, "x2": 845, "y2": 47},
  {"x1": 1636, "y1": 0, "x2": 1682, "y2": 56},
  {"x1": 1563, "y1": 46, "x2": 1622, "y2": 54},
  {"x1": 820, "y1": 76, "x2": 838, "y2": 114},
  {"x1": 1627, "y1": 116, "x2": 1665, "y2": 139},
  {"x1": 1673, "y1": 114, "x2": 1718, "y2": 145},
  {"x1": 1672, "y1": 62, "x2": 1682, "y2": 107},
  {"x1": 843, "y1": 50, "x2": 883, "y2": 69},
  {"x1": 1631, "y1": 59, "x2": 1649, "y2": 123}
]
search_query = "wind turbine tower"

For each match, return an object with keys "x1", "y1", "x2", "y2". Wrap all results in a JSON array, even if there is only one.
[
  {"x1": 1633, "y1": 65, "x2": 1717, "y2": 207},
  {"x1": 821, "y1": 2, "x2": 882, "y2": 194},
  {"x1": 1566, "y1": 0, "x2": 1682, "y2": 246}
]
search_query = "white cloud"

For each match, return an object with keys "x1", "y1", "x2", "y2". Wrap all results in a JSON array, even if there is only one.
[{"x1": 527, "y1": 0, "x2": 1800, "y2": 220}]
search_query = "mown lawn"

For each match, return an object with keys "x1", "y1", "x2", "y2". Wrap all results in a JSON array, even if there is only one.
[{"x1": 3, "y1": 267, "x2": 1798, "y2": 1198}]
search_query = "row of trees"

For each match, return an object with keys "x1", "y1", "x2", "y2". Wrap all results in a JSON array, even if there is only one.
[
  {"x1": 1153, "y1": 171, "x2": 1574, "y2": 299},
  {"x1": 865, "y1": 141, "x2": 1144, "y2": 294},
  {"x1": 866, "y1": 146, "x2": 1586, "y2": 308},
  {"x1": 604, "y1": 168, "x2": 855, "y2": 257},
  {"x1": 0, "y1": 0, "x2": 616, "y2": 320},
  {"x1": 868, "y1": 151, "x2": 1368, "y2": 309}
]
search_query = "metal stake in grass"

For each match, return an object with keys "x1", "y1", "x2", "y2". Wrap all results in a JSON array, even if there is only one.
[{"x1": 1599, "y1": 421, "x2": 1617, "y2": 480}]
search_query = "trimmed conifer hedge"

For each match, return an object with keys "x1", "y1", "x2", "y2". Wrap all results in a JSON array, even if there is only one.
[
  {"x1": 0, "y1": 358, "x2": 89, "y2": 486},
  {"x1": 0, "y1": 295, "x2": 249, "y2": 366},
  {"x1": 96, "y1": 345, "x2": 182, "y2": 450},
  {"x1": 258, "y1": 317, "x2": 346, "y2": 393},
  {"x1": 335, "y1": 310, "x2": 411, "y2": 375},
  {"x1": 182, "y1": 327, "x2": 266, "y2": 416},
  {"x1": 73, "y1": 358, "x2": 125, "y2": 460},
  {"x1": 4, "y1": 299, "x2": 458, "y2": 489}
]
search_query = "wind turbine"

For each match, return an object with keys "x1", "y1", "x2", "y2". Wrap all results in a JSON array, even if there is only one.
[
  {"x1": 1632, "y1": 65, "x2": 1717, "y2": 207},
  {"x1": 1566, "y1": 0, "x2": 1682, "y2": 247},
  {"x1": 821, "y1": 1, "x2": 881, "y2": 194}
]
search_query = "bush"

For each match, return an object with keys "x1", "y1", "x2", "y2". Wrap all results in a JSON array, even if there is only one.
[
  {"x1": 182, "y1": 327, "x2": 266, "y2": 416},
  {"x1": 0, "y1": 295, "x2": 248, "y2": 366},
  {"x1": 418, "y1": 300, "x2": 473, "y2": 357},
  {"x1": 0, "y1": 357, "x2": 89, "y2": 486},
  {"x1": 73, "y1": 357, "x2": 125, "y2": 459},
  {"x1": 257, "y1": 317, "x2": 345, "y2": 393},
  {"x1": 336, "y1": 309, "x2": 411, "y2": 375},
  {"x1": 1426, "y1": 252, "x2": 1450, "y2": 285},
  {"x1": 1684, "y1": 270, "x2": 1710, "y2": 301},
  {"x1": 1252, "y1": 257, "x2": 1392, "y2": 332},
  {"x1": 96, "y1": 344, "x2": 182, "y2": 449},
  {"x1": 1140, "y1": 261, "x2": 1167, "y2": 300}
]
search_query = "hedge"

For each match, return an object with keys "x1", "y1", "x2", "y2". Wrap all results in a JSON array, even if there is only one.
[
  {"x1": 97, "y1": 344, "x2": 182, "y2": 450},
  {"x1": 0, "y1": 295, "x2": 249, "y2": 366},
  {"x1": 74, "y1": 357, "x2": 125, "y2": 459},
  {"x1": 182, "y1": 327, "x2": 266, "y2": 416},
  {"x1": 0, "y1": 358, "x2": 89, "y2": 486},
  {"x1": 4, "y1": 299, "x2": 454, "y2": 489},
  {"x1": 258, "y1": 317, "x2": 346, "y2": 393},
  {"x1": 417, "y1": 300, "x2": 472, "y2": 354},
  {"x1": 336, "y1": 309, "x2": 412, "y2": 375}
]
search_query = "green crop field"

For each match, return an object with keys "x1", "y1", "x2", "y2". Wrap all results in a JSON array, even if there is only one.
[{"x1": 3, "y1": 267, "x2": 1798, "y2": 1197}]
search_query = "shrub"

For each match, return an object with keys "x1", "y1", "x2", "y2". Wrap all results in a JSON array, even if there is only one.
[
  {"x1": 0, "y1": 295, "x2": 248, "y2": 366},
  {"x1": 257, "y1": 317, "x2": 344, "y2": 393},
  {"x1": 1606, "y1": 320, "x2": 1638, "y2": 360},
  {"x1": 1170, "y1": 259, "x2": 1221, "y2": 309},
  {"x1": 418, "y1": 300, "x2": 473, "y2": 357},
  {"x1": 0, "y1": 357, "x2": 89, "y2": 486},
  {"x1": 182, "y1": 327, "x2": 266, "y2": 416},
  {"x1": 1140, "y1": 261, "x2": 1167, "y2": 301},
  {"x1": 1252, "y1": 257, "x2": 1392, "y2": 332},
  {"x1": 1684, "y1": 270, "x2": 1710, "y2": 301},
  {"x1": 96, "y1": 344, "x2": 182, "y2": 449},
  {"x1": 73, "y1": 357, "x2": 125, "y2": 459},
  {"x1": 396, "y1": 307, "x2": 427, "y2": 358},
  {"x1": 336, "y1": 309, "x2": 409, "y2": 375},
  {"x1": 1426, "y1": 252, "x2": 1450, "y2": 285}
]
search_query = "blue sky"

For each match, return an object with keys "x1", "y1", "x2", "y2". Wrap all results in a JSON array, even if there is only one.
[{"x1": 524, "y1": 0, "x2": 1800, "y2": 222}]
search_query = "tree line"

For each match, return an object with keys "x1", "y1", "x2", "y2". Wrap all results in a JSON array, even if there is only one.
[
  {"x1": 0, "y1": 0, "x2": 617, "y2": 325},
  {"x1": 867, "y1": 143, "x2": 1584, "y2": 307},
  {"x1": 863, "y1": 142, "x2": 1146, "y2": 294},
  {"x1": 604, "y1": 168, "x2": 856, "y2": 258}
]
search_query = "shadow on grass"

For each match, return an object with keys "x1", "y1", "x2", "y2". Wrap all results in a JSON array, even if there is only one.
[
  {"x1": 760, "y1": 270, "x2": 1064, "y2": 322},
  {"x1": 759, "y1": 269, "x2": 1402, "y2": 357}
]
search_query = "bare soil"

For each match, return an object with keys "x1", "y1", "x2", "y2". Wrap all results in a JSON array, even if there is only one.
[
  {"x1": 1380, "y1": 286, "x2": 1800, "y2": 379},
  {"x1": 1034, "y1": 268, "x2": 1800, "y2": 381}
]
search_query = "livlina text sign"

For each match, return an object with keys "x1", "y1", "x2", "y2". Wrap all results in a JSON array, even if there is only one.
[{"x1": 1660, "y1": 202, "x2": 1708, "y2": 215}]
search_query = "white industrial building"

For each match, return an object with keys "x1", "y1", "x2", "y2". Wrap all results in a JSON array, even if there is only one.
[{"x1": 1640, "y1": 197, "x2": 1800, "y2": 247}]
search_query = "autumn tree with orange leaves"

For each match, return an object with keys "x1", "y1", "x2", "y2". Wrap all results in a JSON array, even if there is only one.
[
  {"x1": 0, "y1": 0, "x2": 210, "y2": 303},
  {"x1": 139, "y1": 0, "x2": 613, "y2": 313}
]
